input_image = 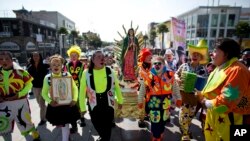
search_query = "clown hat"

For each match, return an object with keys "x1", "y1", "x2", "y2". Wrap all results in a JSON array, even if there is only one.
[
  {"x1": 188, "y1": 39, "x2": 209, "y2": 64},
  {"x1": 67, "y1": 45, "x2": 81, "y2": 57},
  {"x1": 165, "y1": 49, "x2": 174, "y2": 55}
]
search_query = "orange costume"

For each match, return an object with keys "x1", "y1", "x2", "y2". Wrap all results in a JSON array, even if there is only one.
[
  {"x1": 202, "y1": 57, "x2": 250, "y2": 141},
  {"x1": 140, "y1": 64, "x2": 181, "y2": 141}
]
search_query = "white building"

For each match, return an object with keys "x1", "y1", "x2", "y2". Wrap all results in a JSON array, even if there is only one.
[{"x1": 177, "y1": 6, "x2": 241, "y2": 50}]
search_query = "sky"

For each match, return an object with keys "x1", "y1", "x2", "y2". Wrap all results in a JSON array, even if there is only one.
[{"x1": 0, "y1": 0, "x2": 249, "y2": 42}]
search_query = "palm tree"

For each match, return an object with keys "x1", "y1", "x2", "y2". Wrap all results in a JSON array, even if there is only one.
[
  {"x1": 235, "y1": 21, "x2": 250, "y2": 49},
  {"x1": 58, "y1": 27, "x2": 68, "y2": 35},
  {"x1": 157, "y1": 23, "x2": 168, "y2": 51},
  {"x1": 70, "y1": 30, "x2": 79, "y2": 45},
  {"x1": 149, "y1": 28, "x2": 157, "y2": 48},
  {"x1": 143, "y1": 34, "x2": 148, "y2": 48}
]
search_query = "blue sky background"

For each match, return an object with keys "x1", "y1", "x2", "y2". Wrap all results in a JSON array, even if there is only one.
[{"x1": 0, "y1": 0, "x2": 249, "y2": 42}]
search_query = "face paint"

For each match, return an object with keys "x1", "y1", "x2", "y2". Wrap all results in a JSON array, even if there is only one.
[{"x1": 153, "y1": 62, "x2": 163, "y2": 73}]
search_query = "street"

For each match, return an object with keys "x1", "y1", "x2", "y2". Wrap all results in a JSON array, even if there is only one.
[{"x1": 1, "y1": 95, "x2": 205, "y2": 141}]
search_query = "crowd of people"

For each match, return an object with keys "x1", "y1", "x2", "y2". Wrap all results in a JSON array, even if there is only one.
[{"x1": 0, "y1": 37, "x2": 250, "y2": 141}]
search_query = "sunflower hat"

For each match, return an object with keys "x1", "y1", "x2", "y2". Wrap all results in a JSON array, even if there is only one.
[{"x1": 188, "y1": 39, "x2": 209, "y2": 64}]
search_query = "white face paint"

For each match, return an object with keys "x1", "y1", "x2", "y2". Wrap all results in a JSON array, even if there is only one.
[{"x1": 153, "y1": 61, "x2": 164, "y2": 73}]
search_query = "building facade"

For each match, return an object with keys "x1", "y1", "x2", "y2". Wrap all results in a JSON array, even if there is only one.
[
  {"x1": 177, "y1": 6, "x2": 241, "y2": 51},
  {"x1": 0, "y1": 7, "x2": 57, "y2": 64},
  {"x1": 0, "y1": 7, "x2": 76, "y2": 64}
]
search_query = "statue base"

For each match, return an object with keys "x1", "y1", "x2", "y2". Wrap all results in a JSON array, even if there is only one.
[{"x1": 115, "y1": 80, "x2": 144, "y2": 119}]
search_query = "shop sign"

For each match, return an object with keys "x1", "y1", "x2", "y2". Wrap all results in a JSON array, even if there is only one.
[
  {"x1": 26, "y1": 42, "x2": 36, "y2": 50},
  {"x1": 38, "y1": 43, "x2": 55, "y2": 48},
  {"x1": 0, "y1": 42, "x2": 20, "y2": 50}
]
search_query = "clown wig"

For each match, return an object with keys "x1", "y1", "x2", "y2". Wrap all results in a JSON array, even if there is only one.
[{"x1": 67, "y1": 45, "x2": 82, "y2": 58}]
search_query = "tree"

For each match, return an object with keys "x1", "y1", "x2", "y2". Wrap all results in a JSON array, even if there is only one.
[
  {"x1": 86, "y1": 33, "x2": 102, "y2": 49},
  {"x1": 75, "y1": 35, "x2": 84, "y2": 47},
  {"x1": 149, "y1": 28, "x2": 157, "y2": 48},
  {"x1": 70, "y1": 30, "x2": 79, "y2": 45},
  {"x1": 58, "y1": 27, "x2": 68, "y2": 35},
  {"x1": 157, "y1": 23, "x2": 168, "y2": 50},
  {"x1": 235, "y1": 21, "x2": 250, "y2": 49},
  {"x1": 143, "y1": 34, "x2": 148, "y2": 48}
]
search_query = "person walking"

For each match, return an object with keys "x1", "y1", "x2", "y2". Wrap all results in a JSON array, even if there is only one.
[
  {"x1": 196, "y1": 38, "x2": 250, "y2": 141},
  {"x1": 137, "y1": 48, "x2": 153, "y2": 128},
  {"x1": 175, "y1": 39, "x2": 209, "y2": 141},
  {"x1": 0, "y1": 51, "x2": 40, "y2": 141},
  {"x1": 27, "y1": 51, "x2": 49, "y2": 126},
  {"x1": 65, "y1": 45, "x2": 86, "y2": 133},
  {"x1": 79, "y1": 50, "x2": 123, "y2": 141},
  {"x1": 164, "y1": 49, "x2": 178, "y2": 72},
  {"x1": 139, "y1": 56, "x2": 182, "y2": 141},
  {"x1": 41, "y1": 54, "x2": 80, "y2": 141}
]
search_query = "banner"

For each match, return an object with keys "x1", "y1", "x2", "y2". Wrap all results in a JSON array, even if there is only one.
[{"x1": 171, "y1": 17, "x2": 186, "y2": 51}]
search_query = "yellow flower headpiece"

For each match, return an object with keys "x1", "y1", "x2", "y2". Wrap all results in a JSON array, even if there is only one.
[
  {"x1": 188, "y1": 39, "x2": 209, "y2": 64},
  {"x1": 67, "y1": 45, "x2": 81, "y2": 58}
]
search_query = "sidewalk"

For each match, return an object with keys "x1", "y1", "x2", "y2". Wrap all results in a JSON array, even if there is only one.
[{"x1": 1, "y1": 95, "x2": 204, "y2": 141}]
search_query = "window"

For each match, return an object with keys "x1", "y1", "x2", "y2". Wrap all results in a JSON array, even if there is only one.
[
  {"x1": 187, "y1": 16, "x2": 192, "y2": 29},
  {"x1": 191, "y1": 30, "x2": 196, "y2": 38},
  {"x1": 220, "y1": 14, "x2": 226, "y2": 27},
  {"x1": 3, "y1": 25, "x2": 10, "y2": 32},
  {"x1": 219, "y1": 29, "x2": 224, "y2": 37},
  {"x1": 210, "y1": 29, "x2": 217, "y2": 38},
  {"x1": 209, "y1": 40, "x2": 215, "y2": 51},
  {"x1": 197, "y1": 15, "x2": 209, "y2": 28},
  {"x1": 197, "y1": 28, "x2": 207, "y2": 37},
  {"x1": 187, "y1": 31, "x2": 190, "y2": 38},
  {"x1": 211, "y1": 14, "x2": 218, "y2": 27},
  {"x1": 226, "y1": 29, "x2": 235, "y2": 37},
  {"x1": 191, "y1": 15, "x2": 197, "y2": 28},
  {"x1": 12, "y1": 24, "x2": 17, "y2": 29},
  {"x1": 227, "y1": 14, "x2": 235, "y2": 27}
]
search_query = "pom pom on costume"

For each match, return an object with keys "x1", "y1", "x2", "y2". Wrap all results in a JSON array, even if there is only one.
[{"x1": 67, "y1": 45, "x2": 82, "y2": 58}]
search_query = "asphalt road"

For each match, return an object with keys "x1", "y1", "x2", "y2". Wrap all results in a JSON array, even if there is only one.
[{"x1": 1, "y1": 94, "x2": 205, "y2": 141}]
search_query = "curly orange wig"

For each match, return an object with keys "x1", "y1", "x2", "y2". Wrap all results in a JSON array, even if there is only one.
[{"x1": 138, "y1": 48, "x2": 152, "y2": 62}]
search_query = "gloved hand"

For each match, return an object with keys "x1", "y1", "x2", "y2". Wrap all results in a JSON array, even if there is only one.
[{"x1": 176, "y1": 100, "x2": 182, "y2": 108}]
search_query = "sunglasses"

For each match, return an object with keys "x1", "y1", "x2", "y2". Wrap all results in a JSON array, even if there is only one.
[{"x1": 153, "y1": 62, "x2": 162, "y2": 65}]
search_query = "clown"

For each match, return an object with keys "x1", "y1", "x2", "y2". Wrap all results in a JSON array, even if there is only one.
[
  {"x1": 140, "y1": 55, "x2": 181, "y2": 141},
  {"x1": 65, "y1": 45, "x2": 86, "y2": 132},
  {"x1": 164, "y1": 49, "x2": 178, "y2": 71},
  {"x1": 196, "y1": 39, "x2": 250, "y2": 141},
  {"x1": 137, "y1": 48, "x2": 153, "y2": 128},
  {"x1": 79, "y1": 50, "x2": 123, "y2": 141},
  {"x1": 0, "y1": 51, "x2": 40, "y2": 141},
  {"x1": 41, "y1": 54, "x2": 80, "y2": 141},
  {"x1": 175, "y1": 39, "x2": 209, "y2": 141}
]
